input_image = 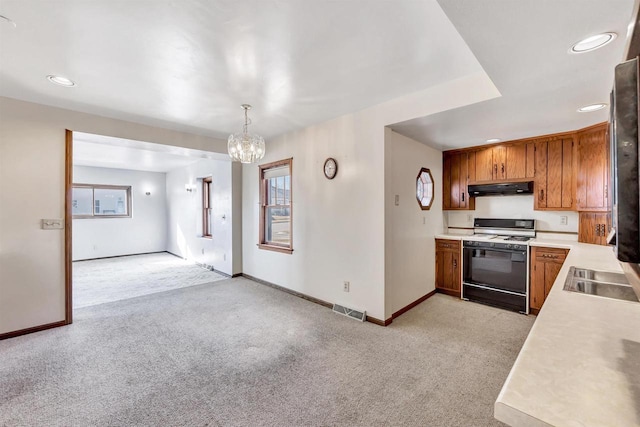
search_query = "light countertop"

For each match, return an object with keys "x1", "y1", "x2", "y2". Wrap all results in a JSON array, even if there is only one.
[{"x1": 494, "y1": 241, "x2": 640, "y2": 427}]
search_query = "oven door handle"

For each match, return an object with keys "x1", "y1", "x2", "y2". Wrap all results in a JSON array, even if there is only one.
[{"x1": 464, "y1": 247, "x2": 527, "y2": 256}]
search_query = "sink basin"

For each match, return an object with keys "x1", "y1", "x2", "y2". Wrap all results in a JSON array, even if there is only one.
[
  {"x1": 572, "y1": 268, "x2": 629, "y2": 284},
  {"x1": 564, "y1": 267, "x2": 639, "y2": 302},
  {"x1": 570, "y1": 280, "x2": 639, "y2": 302}
]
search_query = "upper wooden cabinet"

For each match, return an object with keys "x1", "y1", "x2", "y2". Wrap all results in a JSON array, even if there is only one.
[
  {"x1": 442, "y1": 122, "x2": 609, "y2": 213},
  {"x1": 576, "y1": 124, "x2": 609, "y2": 211},
  {"x1": 443, "y1": 151, "x2": 475, "y2": 210},
  {"x1": 534, "y1": 137, "x2": 575, "y2": 211},
  {"x1": 506, "y1": 143, "x2": 535, "y2": 180},
  {"x1": 472, "y1": 144, "x2": 534, "y2": 183}
]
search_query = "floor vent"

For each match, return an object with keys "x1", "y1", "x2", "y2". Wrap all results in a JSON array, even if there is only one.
[{"x1": 332, "y1": 304, "x2": 366, "y2": 322}]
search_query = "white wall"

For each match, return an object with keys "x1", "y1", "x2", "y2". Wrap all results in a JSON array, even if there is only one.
[
  {"x1": 384, "y1": 129, "x2": 444, "y2": 318},
  {"x1": 72, "y1": 166, "x2": 167, "y2": 260},
  {"x1": 166, "y1": 158, "x2": 237, "y2": 276},
  {"x1": 1, "y1": 70, "x2": 497, "y2": 333},
  {"x1": 0, "y1": 96, "x2": 229, "y2": 335},
  {"x1": 242, "y1": 72, "x2": 499, "y2": 322},
  {"x1": 447, "y1": 196, "x2": 579, "y2": 239}
]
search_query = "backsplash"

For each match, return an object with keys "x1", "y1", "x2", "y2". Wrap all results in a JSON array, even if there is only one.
[{"x1": 446, "y1": 195, "x2": 578, "y2": 237}]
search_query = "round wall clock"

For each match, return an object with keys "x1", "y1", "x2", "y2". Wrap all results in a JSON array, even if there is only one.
[{"x1": 324, "y1": 157, "x2": 338, "y2": 179}]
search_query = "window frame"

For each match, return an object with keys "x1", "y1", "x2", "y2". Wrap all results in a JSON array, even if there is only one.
[
  {"x1": 72, "y1": 184, "x2": 132, "y2": 219},
  {"x1": 258, "y1": 158, "x2": 293, "y2": 254},
  {"x1": 202, "y1": 176, "x2": 213, "y2": 238}
]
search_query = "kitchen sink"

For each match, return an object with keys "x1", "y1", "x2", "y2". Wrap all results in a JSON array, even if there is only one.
[
  {"x1": 564, "y1": 267, "x2": 639, "y2": 303},
  {"x1": 572, "y1": 268, "x2": 629, "y2": 284}
]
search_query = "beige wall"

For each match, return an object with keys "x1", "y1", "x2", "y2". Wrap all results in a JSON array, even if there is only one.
[
  {"x1": 384, "y1": 129, "x2": 444, "y2": 318},
  {"x1": 0, "y1": 96, "x2": 229, "y2": 334}
]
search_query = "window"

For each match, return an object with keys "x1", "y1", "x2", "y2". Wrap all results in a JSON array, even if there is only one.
[
  {"x1": 416, "y1": 168, "x2": 434, "y2": 210},
  {"x1": 203, "y1": 177, "x2": 213, "y2": 238},
  {"x1": 259, "y1": 158, "x2": 292, "y2": 253},
  {"x1": 72, "y1": 184, "x2": 131, "y2": 218}
]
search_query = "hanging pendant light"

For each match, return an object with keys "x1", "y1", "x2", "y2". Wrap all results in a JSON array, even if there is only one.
[{"x1": 227, "y1": 104, "x2": 265, "y2": 163}]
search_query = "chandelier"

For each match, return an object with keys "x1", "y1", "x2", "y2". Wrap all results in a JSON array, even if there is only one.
[{"x1": 227, "y1": 104, "x2": 265, "y2": 163}]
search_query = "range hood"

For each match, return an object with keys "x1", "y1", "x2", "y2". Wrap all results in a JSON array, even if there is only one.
[{"x1": 468, "y1": 181, "x2": 534, "y2": 197}]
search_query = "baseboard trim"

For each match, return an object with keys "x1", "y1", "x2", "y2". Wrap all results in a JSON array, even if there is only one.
[
  {"x1": 240, "y1": 274, "x2": 395, "y2": 327},
  {"x1": 231, "y1": 273, "x2": 243, "y2": 278},
  {"x1": 392, "y1": 289, "x2": 438, "y2": 320},
  {"x1": 0, "y1": 320, "x2": 68, "y2": 341},
  {"x1": 436, "y1": 288, "x2": 461, "y2": 298},
  {"x1": 366, "y1": 315, "x2": 392, "y2": 326},
  {"x1": 74, "y1": 251, "x2": 166, "y2": 262},
  {"x1": 241, "y1": 274, "x2": 333, "y2": 309}
]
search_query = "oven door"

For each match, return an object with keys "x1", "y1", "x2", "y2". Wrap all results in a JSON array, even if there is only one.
[{"x1": 463, "y1": 246, "x2": 527, "y2": 294}]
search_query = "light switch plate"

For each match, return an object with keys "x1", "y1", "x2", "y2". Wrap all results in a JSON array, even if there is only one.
[{"x1": 41, "y1": 219, "x2": 64, "y2": 229}]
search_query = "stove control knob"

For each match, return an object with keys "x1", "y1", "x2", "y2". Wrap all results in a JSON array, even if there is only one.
[
  {"x1": 490, "y1": 243, "x2": 495, "y2": 247},
  {"x1": 514, "y1": 245, "x2": 521, "y2": 250},
  {"x1": 507, "y1": 244, "x2": 512, "y2": 249}
]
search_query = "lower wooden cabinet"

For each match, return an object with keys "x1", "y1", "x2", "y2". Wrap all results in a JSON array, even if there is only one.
[
  {"x1": 530, "y1": 246, "x2": 569, "y2": 314},
  {"x1": 579, "y1": 211, "x2": 611, "y2": 245},
  {"x1": 435, "y1": 239, "x2": 461, "y2": 297}
]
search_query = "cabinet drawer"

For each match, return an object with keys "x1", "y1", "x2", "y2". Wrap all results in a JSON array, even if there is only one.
[
  {"x1": 533, "y1": 247, "x2": 568, "y2": 262},
  {"x1": 436, "y1": 239, "x2": 460, "y2": 251}
]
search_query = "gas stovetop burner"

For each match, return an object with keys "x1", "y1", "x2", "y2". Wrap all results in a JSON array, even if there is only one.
[{"x1": 503, "y1": 236, "x2": 531, "y2": 242}]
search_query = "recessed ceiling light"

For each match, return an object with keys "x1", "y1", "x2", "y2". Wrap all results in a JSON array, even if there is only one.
[
  {"x1": 486, "y1": 138, "x2": 501, "y2": 143},
  {"x1": 570, "y1": 32, "x2": 616, "y2": 53},
  {"x1": 46, "y1": 75, "x2": 76, "y2": 87},
  {"x1": 578, "y1": 103, "x2": 607, "y2": 113}
]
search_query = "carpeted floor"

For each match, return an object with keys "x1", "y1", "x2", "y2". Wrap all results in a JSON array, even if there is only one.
[
  {"x1": 73, "y1": 252, "x2": 226, "y2": 308},
  {"x1": 0, "y1": 278, "x2": 534, "y2": 426}
]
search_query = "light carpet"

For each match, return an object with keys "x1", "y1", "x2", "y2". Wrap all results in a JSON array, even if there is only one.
[
  {"x1": 0, "y1": 278, "x2": 534, "y2": 426},
  {"x1": 73, "y1": 252, "x2": 226, "y2": 308}
]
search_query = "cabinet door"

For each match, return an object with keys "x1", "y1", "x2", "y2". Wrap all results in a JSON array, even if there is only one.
[
  {"x1": 535, "y1": 138, "x2": 574, "y2": 210},
  {"x1": 506, "y1": 144, "x2": 527, "y2": 180},
  {"x1": 450, "y1": 153, "x2": 461, "y2": 209},
  {"x1": 493, "y1": 146, "x2": 506, "y2": 180},
  {"x1": 577, "y1": 126, "x2": 608, "y2": 211},
  {"x1": 525, "y1": 142, "x2": 535, "y2": 178},
  {"x1": 544, "y1": 261, "x2": 563, "y2": 299},
  {"x1": 579, "y1": 212, "x2": 610, "y2": 245},
  {"x1": 443, "y1": 153, "x2": 452, "y2": 210},
  {"x1": 435, "y1": 248, "x2": 445, "y2": 289},
  {"x1": 534, "y1": 141, "x2": 548, "y2": 209},
  {"x1": 530, "y1": 258, "x2": 545, "y2": 311},
  {"x1": 474, "y1": 148, "x2": 494, "y2": 182},
  {"x1": 451, "y1": 250, "x2": 461, "y2": 291},
  {"x1": 546, "y1": 138, "x2": 574, "y2": 209}
]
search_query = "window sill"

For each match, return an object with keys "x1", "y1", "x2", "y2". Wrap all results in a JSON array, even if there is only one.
[{"x1": 258, "y1": 243, "x2": 293, "y2": 254}]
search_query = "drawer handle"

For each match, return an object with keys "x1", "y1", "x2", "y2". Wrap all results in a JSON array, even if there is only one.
[{"x1": 453, "y1": 259, "x2": 457, "y2": 268}]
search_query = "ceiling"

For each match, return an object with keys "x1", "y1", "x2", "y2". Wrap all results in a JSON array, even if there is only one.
[
  {"x1": 73, "y1": 132, "x2": 226, "y2": 172},
  {"x1": 0, "y1": 0, "x2": 481, "y2": 141},
  {"x1": 0, "y1": 1, "x2": 637, "y2": 151},
  {"x1": 391, "y1": 0, "x2": 636, "y2": 149}
]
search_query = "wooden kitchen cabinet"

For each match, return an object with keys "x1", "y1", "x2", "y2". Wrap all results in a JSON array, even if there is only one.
[
  {"x1": 505, "y1": 142, "x2": 535, "y2": 180},
  {"x1": 473, "y1": 146, "x2": 506, "y2": 182},
  {"x1": 442, "y1": 152, "x2": 475, "y2": 210},
  {"x1": 578, "y1": 212, "x2": 611, "y2": 245},
  {"x1": 576, "y1": 124, "x2": 609, "y2": 211},
  {"x1": 435, "y1": 239, "x2": 461, "y2": 297},
  {"x1": 534, "y1": 137, "x2": 575, "y2": 210},
  {"x1": 530, "y1": 246, "x2": 569, "y2": 314}
]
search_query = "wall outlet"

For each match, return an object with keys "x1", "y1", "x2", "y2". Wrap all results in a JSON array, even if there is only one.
[
  {"x1": 560, "y1": 216, "x2": 568, "y2": 225},
  {"x1": 343, "y1": 281, "x2": 350, "y2": 292},
  {"x1": 467, "y1": 214, "x2": 473, "y2": 223}
]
